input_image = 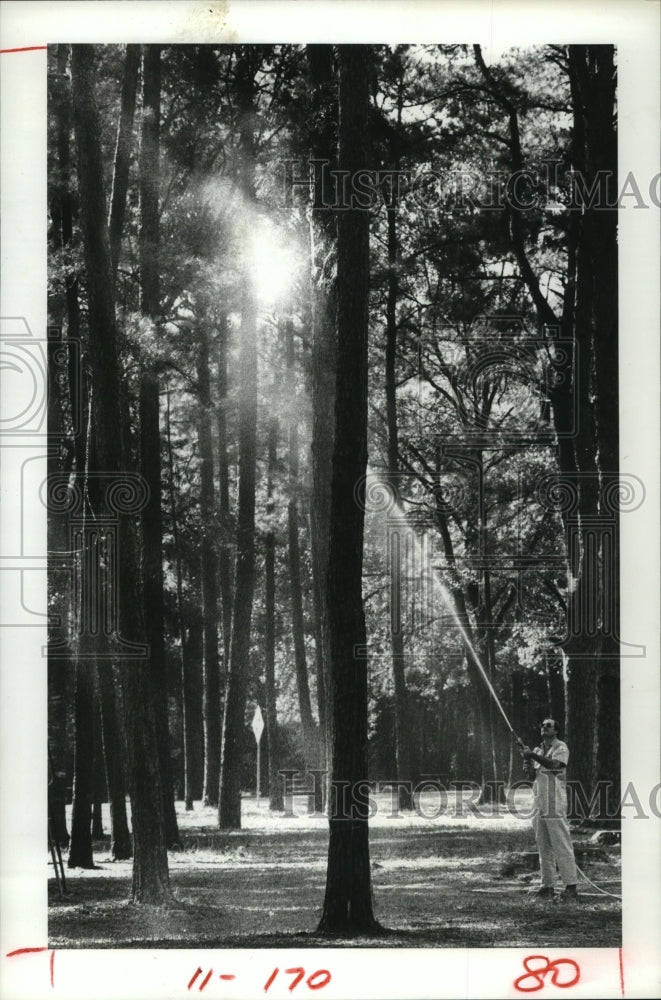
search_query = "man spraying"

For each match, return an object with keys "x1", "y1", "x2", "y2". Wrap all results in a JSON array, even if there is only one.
[{"x1": 520, "y1": 718, "x2": 579, "y2": 901}]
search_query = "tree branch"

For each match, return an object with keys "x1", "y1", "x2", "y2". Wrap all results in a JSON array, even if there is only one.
[{"x1": 472, "y1": 44, "x2": 559, "y2": 330}]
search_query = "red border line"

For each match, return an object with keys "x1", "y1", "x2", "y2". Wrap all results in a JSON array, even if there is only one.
[
  {"x1": 0, "y1": 46, "x2": 47, "y2": 54},
  {"x1": 618, "y1": 948, "x2": 625, "y2": 996}
]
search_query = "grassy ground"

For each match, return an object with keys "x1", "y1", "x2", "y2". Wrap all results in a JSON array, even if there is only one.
[{"x1": 49, "y1": 792, "x2": 621, "y2": 949}]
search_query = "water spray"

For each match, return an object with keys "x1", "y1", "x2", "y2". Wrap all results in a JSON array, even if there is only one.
[{"x1": 429, "y1": 573, "x2": 524, "y2": 748}]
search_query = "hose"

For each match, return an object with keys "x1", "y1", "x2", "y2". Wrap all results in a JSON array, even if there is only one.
[{"x1": 575, "y1": 863, "x2": 622, "y2": 900}]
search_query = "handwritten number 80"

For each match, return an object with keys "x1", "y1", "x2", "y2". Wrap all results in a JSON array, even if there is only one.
[
  {"x1": 264, "y1": 967, "x2": 331, "y2": 992},
  {"x1": 514, "y1": 956, "x2": 580, "y2": 992}
]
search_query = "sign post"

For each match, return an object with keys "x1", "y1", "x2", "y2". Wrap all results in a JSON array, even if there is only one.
[{"x1": 251, "y1": 705, "x2": 265, "y2": 802}]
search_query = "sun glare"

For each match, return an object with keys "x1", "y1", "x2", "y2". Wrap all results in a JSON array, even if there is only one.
[{"x1": 246, "y1": 217, "x2": 300, "y2": 307}]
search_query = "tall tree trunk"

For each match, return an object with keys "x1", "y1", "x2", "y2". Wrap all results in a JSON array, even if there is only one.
[
  {"x1": 89, "y1": 407, "x2": 133, "y2": 860},
  {"x1": 384, "y1": 171, "x2": 414, "y2": 812},
  {"x1": 68, "y1": 653, "x2": 95, "y2": 868},
  {"x1": 198, "y1": 328, "x2": 222, "y2": 807},
  {"x1": 108, "y1": 43, "x2": 140, "y2": 278},
  {"x1": 306, "y1": 45, "x2": 338, "y2": 780},
  {"x1": 563, "y1": 56, "x2": 602, "y2": 806},
  {"x1": 187, "y1": 613, "x2": 205, "y2": 801},
  {"x1": 166, "y1": 389, "x2": 196, "y2": 811},
  {"x1": 91, "y1": 701, "x2": 106, "y2": 839},
  {"x1": 286, "y1": 322, "x2": 318, "y2": 771},
  {"x1": 50, "y1": 55, "x2": 92, "y2": 858},
  {"x1": 569, "y1": 44, "x2": 620, "y2": 819},
  {"x1": 318, "y1": 46, "x2": 380, "y2": 936},
  {"x1": 570, "y1": 45, "x2": 618, "y2": 480},
  {"x1": 264, "y1": 417, "x2": 284, "y2": 811},
  {"x1": 217, "y1": 271, "x2": 258, "y2": 829},
  {"x1": 138, "y1": 44, "x2": 180, "y2": 848},
  {"x1": 46, "y1": 330, "x2": 71, "y2": 852},
  {"x1": 71, "y1": 44, "x2": 171, "y2": 903},
  {"x1": 218, "y1": 51, "x2": 260, "y2": 830},
  {"x1": 49, "y1": 50, "x2": 78, "y2": 852},
  {"x1": 96, "y1": 659, "x2": 133, "y2": 858},
  {"x1": 216, "y1": 316, "x2": 233, "y2": 676},
  {"x1": 478, "y1": 566, "x2": 505, "y2": 803},
  {"x1": 48, "y1": 656, "x2": 70, "y2": 849},
  {"x1": 68, "y1": 394, "x2": 97, "y2": 870},
  {"x1": 139, "y1": 369, "x2": 181, "y2": 842},
  {"x1": 597, "y1": 661, "x2": 620, "y2": 818},
  {"x1": 475, "y1": 452, "x2": 506, "y2": 804},
  {"x1": 53, "y1": 44, "x2": 82, "y2": 438},
  {"x1": 509, "y1": 670, "x2": 525, "y2": 785}
]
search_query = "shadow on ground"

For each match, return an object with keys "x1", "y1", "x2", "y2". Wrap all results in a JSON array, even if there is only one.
[{"x1": 49, "y1": 807, "x2": 621, "y2": 949}]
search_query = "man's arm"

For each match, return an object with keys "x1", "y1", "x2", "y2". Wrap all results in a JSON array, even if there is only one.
[{"x1": 521, "y1": 747, "x2": 566, "y2": 771}]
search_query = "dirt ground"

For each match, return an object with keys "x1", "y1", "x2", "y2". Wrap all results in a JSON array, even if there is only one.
[{"x1": 49, "y1": 792, "x2": 621, "y2": 949}]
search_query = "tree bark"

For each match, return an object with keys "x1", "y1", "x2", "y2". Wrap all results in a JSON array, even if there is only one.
[
  {"x1": 568, "y1": 44, "x2": 620, "y2": 818},
  {"x1": 96, "y1": 660, "x2": 133, "y2": 858},
  {"x1": 216, "y1": 316, "x2": 233, "y2": 676},
  {"x1": 286, "y1": 322, "x2": 318, "y2": 772},
  {"x1": 198, "y1": 328, "x2": 222, "y2": 807},
  {"x1": 90, "y1": 418, "x2": 133, "y2": 860},
  {"x1": 306, "y1": 45, "x2": 338, "y2": 780},
  {"x1": 67, "y1": 652, "x2": 95, "y2": 868},
  {"x1": 48, "y1": 657, "x2": 70, "y2": 849},
  {"x1": 48, "y1": 51, "x2": 78, "y2": 852},
  {"x1": 71, "y1": 43, "x2": 171, "y2": 903},
  {"x1": 597, "y1": 660, "x2": 620, "y2": 818},
  {"x1": 68, "y1": 389, "x2": 98, "y2": 871},
  {"x1": 218, "y1": 51, "x2": 260, "y2": 830},
  {"x1": 92, "y1": 702, "x2": 106, "y2": 839},
  {"x1": 264, "y1": 417, "x2": 284, "y2": 810},
  {"x1": 53, "y1": 44, "x2": 82, "y2": 447},
  {"x1": 509, "y1": 670, "x2": 525, "y2": 785},
  {"x1": 475, "y1": 452, "x2": 507, "y2": 803},
  {"x1": 569, "y1": 45, "x2": 618, "y2": 480},
  {"x1": 108, "y1": 43, "x2": 140, "y2": 278},
  {"x1": 139, "y1": 372, "x2": 181, "y2": 844},
  {"x1": 318, "y1": 46, "x2": 380, "y2": 936},
  {"x1": 187, "y1": 614, "x2": 205, "y2": 802},
  {"x1": 52, "y1": 60, "x2": 132, "y2": 857},
  {"x1": 217, "y1": 268, "x2": 257, "y2": 829},
  {"x1": 384, "y1": 172, "x2": 414, "y2": 812},
  {"x1": 166, "y1": 389, "x2": 196, "y2": 811},
  {"x1": 138, "y1": 44, "x2": 180, "y2": 848}
]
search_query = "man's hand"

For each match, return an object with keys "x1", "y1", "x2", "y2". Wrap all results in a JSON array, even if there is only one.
[{"x1": 524, "y1": 749, "x2": 565, "y2": 770}]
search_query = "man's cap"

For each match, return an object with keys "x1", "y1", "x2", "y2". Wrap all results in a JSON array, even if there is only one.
[{"x1": 541, "y1": 718, "x2": 558, "y2": 730}]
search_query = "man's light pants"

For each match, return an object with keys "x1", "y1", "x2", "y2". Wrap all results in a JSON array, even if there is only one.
[{"x1": 532, "y1": 777, "x2": 577, "y2": 887}]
